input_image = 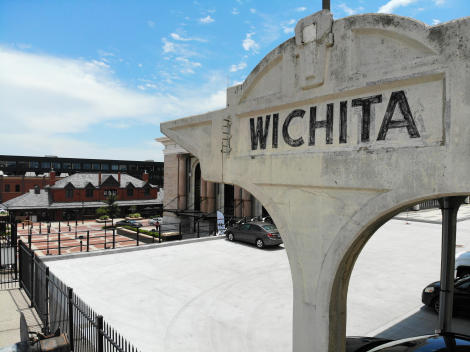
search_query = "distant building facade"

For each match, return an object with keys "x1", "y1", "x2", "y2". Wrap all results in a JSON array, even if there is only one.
[
  {"x1": 0, "y1": 154, "x2": 164, "y2": 189},
  {"x1": 3, "y1": 171, "x2": 162, "y2": 221},
  {"x1": 157, "y1": 137, "x2": 265, "y2": 227}
]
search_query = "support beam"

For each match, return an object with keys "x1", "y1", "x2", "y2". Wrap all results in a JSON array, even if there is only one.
[
  {"x1": 323, "y1": 0, "x2": 330, "y2": 11},
  {"x1": 437, "y1": 196, "x2": 466, "y2": 333}
]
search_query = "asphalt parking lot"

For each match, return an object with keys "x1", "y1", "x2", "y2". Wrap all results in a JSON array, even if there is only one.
[{"x1": 45, "y1": 218, "x2": 470, "y2": 352}]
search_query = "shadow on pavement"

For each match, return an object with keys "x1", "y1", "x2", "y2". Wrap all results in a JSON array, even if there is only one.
[{"x1": 375, "y1": 306, "x2": 470, "y2": 340}]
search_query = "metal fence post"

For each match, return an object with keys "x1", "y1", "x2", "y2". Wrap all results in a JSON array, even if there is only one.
[
  {"x1": 112, "y1": 229, "x2": 116, "y2": 249},
  {"x1": 44, "y1": 267, "x2": 50, "y2": 334},
  {"x1": 179, "y1": 223, "x2": 181, "y2": 238},
  {"x1": 96, "y1": 315, "x2": 104, "y2": 352},
  {"x1": 86, "y1": 230, "x2": 90, "y2": 252},
  {"x1": 58, "y1": 221, "x2": 61, "y2": 233},
  {"x1": 136, "y1": 228, "x2": 139, "y2": 246},
  {"x1": 197, "y1": 221, "x2": 200, "y2": 238},
  {"x1": 18, "y1": 240, "x2": 23, "y2": 288},
  {"x1": 30, "y1": 252, "x2": 34, "y2": 308},
  {"x1": 158, "y1": 225, "x2": 161, "y2": 243},
  {"x1": 28, "y1": 233, "x2": 32, "y2": 249},
  {"x1": 39, "y1": 222, "x2": 42, "y2": 234},
  {"x1": 58, "y1": 232, "x2": 61, "y2": 255},
  {"x1": 47, "y1": 232, "x2": 50, "y2": 256},
  {"x1": 68, "y1": 287, "x2": 74, "y2": 351}
]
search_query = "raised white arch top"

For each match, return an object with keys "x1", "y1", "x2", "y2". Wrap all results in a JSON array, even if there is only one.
[{"x1": 161, "y1": 10, "x2": 470, "y2": 352}]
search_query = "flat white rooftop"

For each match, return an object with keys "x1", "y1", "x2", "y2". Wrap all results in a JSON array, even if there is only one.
[{"x1": 45, "y1": 219, "x2": 470, "y2": 352}]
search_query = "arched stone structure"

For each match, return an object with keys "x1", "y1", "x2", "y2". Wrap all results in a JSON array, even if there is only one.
[{"x1": 161, "y1": 10, "x2": 470, "y2": 352}]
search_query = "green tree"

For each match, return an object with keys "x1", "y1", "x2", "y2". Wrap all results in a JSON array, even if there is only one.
[
  {"x1": 96, "y1": 207, "x2": 108, "y2": 217},
  {"x1": 105, "y1": 195, "x2": 119, "y2": 220}
]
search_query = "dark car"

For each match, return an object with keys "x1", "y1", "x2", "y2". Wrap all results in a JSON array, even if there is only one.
[
  {"x1": 225, "y1": 221, "x2": 282, "y2": 248},
  {"x1": 346, "y1": 334, "x2": 470, "y2": 352},
  {"x1": 422, "y1": 275, "x2": 470, "y2": 315},
  {"x1": 115, "y1": 219, "x2": 142, "y2": 228}
]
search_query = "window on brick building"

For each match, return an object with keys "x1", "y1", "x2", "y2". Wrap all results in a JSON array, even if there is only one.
[
  {"x1": 63, "y1": 162, "x2": 72, "y2": 170},
  {"x1": 111, "y1": 164, "x2": 119, "y2": 171},
  {"x1": 144, "y1": 185, "x2": 150, "y2": 196},
  {"x1": 41, "y1": 162, "x2": 50, "y2": 169},
  {"x1": 65, "y1": 184, "x2": 74, "y2": 199},
  {"x1": 104, "y1": 189, "x2": 117, "y2": 197},
  {"x1": 83, "y1": 163, "x2": 91, "y2": 170},
  {"x1": 72, "y1": 162, "x2": 81, "y2": 170},
  {"x1": 86, "y1": 188, "x2": 93, "y2": 198},
  {"x1": 92, "y1": 163, "x2": 100, "y2": 171},
  {"x1": 127, "y1": 186, "x2": 134, "y2": 196},
  {"x1": 5, "y1": 184, "x2": 10, "y2": 192},
  {"x1": 15, "y1": 184, "x2": 20, "y2": 192},
  {"x1": 30, "y1": 161, "x2": 39, "y2": 168},
  {"x1": 101, "y1": 164, "x2": 109, "y2": 171}
]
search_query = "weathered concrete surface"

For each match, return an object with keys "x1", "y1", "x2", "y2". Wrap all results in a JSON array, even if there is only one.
[
  {"x1": 0, "y1": 289, "x2": 42, "y2": 347},
  {"x1": 161, "y1": 10, "x2": 470, "y2": 352},
  {"x1": 44, "y1": 219, "x2": 470, "y2": 352}
]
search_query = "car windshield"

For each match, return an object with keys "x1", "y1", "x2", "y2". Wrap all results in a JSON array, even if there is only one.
[{"x1": 262, "y1": 224, "x2": 277, "y2": 232}]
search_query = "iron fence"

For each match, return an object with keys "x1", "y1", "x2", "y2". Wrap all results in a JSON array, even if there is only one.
[
  {"x1": 0, "y1": 219, "x2": 18, "y2": 289},
  {"x1": 18, "y1": 240, "x2": 140, "y2": 352}
]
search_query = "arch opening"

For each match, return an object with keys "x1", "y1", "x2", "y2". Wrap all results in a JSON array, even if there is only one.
[{"x1": 330, "y1": 194, "x2": 470, "y2": 351}]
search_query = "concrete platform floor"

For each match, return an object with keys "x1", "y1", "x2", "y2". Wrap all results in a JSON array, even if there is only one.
[
  {"x1": 0, "y1": 289, "x2": 42, "y2": 347},
  {"x1": 45, "y1": 219, "x2": 470, "y2": 352}
]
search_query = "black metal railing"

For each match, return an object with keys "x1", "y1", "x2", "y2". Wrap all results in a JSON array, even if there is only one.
[
  {"x1": 0, "y1": 219, "x2": 18, "y2": 289},
  {"x1": 20, "y1": 218, "x2": 219, "y2": 256},
  {"x1": 18, "y1": 240, "x2": 140, "y2": 352}
]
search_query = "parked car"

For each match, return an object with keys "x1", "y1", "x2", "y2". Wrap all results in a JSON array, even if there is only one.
[
  {"x1": 149, "y1": 217, "x2": 163, "y2": 226},
  {"x1": 346, "y1": 333, "x2": 470, "y2": 351},
  {"x1": 421, "y1": 275, "x2": 470, "y2": 315},
  {"x1": 225, "y1": 221, "x2": 282, "y2": 248},
  {"x1": 456, "y1": 251, "x2": 470, "y2": 278},
  {"x1": 115, "y1": 219, "x2": 142, "y2": 228}
]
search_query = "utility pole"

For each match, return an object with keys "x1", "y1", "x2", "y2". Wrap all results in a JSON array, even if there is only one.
[{"x1": 323, "y1": 0, "x2": 330, "y2": 11}]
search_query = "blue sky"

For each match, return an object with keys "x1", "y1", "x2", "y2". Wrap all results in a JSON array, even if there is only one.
[{"x1": 0, "y1": 0, "x2": 468, "y2": 161}]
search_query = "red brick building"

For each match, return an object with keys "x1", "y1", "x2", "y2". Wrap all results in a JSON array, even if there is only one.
[
  {"x1": 2, "y1": 171, "x2": 161, "y2": 221},
  {"x1": 0, "y1": 172, "x2": 64, "y2": 203}
]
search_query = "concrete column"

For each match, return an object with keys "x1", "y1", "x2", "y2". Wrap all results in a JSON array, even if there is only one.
[
  {"x1": 242, "y1": 189, "x2": 252, "y2": 218},
  {"x1": 234, "y1": 186, "x2": 242, "y2": 218},
  {"x1": 206, "y1": 182, "x2": 215, "y2": 214},
  {"x1": 177, "y1": 154, "x2": 187, "y2": 210},
  {"x1": 200, "y1": 179, "x2": 207, "y2": 213}
]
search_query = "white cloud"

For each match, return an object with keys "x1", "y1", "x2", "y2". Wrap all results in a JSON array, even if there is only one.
[
  {"x1": 282, "y1": 19, "x2": 296, "y2": 34},
  {"x1": 378, "y1": 0, "x2": 418, "y2": 14},
  {"x1": 229, "y1": 62, "x2": 247, "y2": 72},
  {"x1": 199, "y1": 15, "x2": 214, "y2": 24},
  {"x1": 250, "y1": 8, "x2": 256, "y2": 14},
  {"x1": 242, "y1": 32, "x2": 259, "y2": 52},
  {"x1": 434, "y1": 0, "x2": 445, "y2": 4},
  {"x1": 432, "y1": 18, "x2": 441, "y2": 25},
  {"x1": 170, "y1": 33, "x2": 206, "y2": 42},
  {"x1": 161, "y1": 38, "x2": 197, "y2": 58},
  {"x1": 0, "y1": 48, "x2": 227, "y2": 160},
  {"x1": 162, "y1": 38, "x2": 176, "y2": 53},
  {"x1": 339, "y1": 3, "x2": 363, "y2": 15},
  {"x1": 147, "y1": 20, "x2": 155, "y2": 28},
  {"x1": 232, "y1": 8, "x2": 240, "y2": 15},
  {"x1": 296, "y1": 6, "x2": 307, "y2": 12}
]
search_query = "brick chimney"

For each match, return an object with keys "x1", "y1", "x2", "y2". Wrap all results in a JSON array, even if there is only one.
[
  {"x1": 142, "y1": 170, "x2": 149, "y2": 183},
  {"x1": 98, "y1": 172, "x2": 102, "y2": 186},
  {"x1": 49, "y1": 169, "x2": 56, "y2": 186}
]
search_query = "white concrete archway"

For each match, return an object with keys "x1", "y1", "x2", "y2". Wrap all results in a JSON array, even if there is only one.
[{"x1": 161, "y1": 10, "x2": 470, "y2": 352}]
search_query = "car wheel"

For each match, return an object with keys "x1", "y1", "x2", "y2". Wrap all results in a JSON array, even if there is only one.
[
  {"x1": 227, "y1": 232, "x2": 234, "y2": 241},
  {"x1": 432, "y1": 298, "x2": 440, "y2": 314},
  {"x1": 256, "y1": 239, "x2": 264, "y2": 249}
]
